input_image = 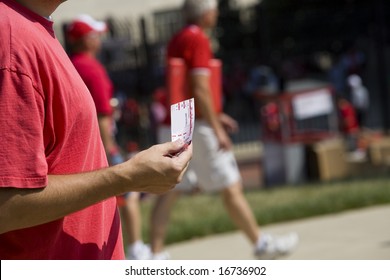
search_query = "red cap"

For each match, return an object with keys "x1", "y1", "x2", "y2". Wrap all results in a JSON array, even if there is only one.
[{"x1": 66, "y1": 14, "x2": 107, "y2": 42}]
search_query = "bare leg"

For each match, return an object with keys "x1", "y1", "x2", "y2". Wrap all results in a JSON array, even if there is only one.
[
  {"x1": 150, "y1": 190, "x2": 180, "y2": 254},
  {"x1": 221, "y1": 181, "x2": 259, "y2": 244},
  {"x1": 121, "y1": 192, "x2": 142, "y2": 245}
]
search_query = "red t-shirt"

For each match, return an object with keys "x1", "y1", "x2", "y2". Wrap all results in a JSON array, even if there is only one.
[
  {"x1": 164, "y1": 25, "x2": 215, "y2": 124},
  {"x1": 0, "y1": 0, "x2": 124, "y2": 259},
  {"x1": 338, "y1": 100, "x2": 359, "y2": 134},
  {"x1": 70, "y1": 53, "x2": 113, "y2": 116},
  {"x1": 167, "y1": 25, "x2": 212, "y2": 72}
]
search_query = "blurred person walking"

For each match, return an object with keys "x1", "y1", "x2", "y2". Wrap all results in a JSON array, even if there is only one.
[
  {"x1": 337, "y1": 97, "x2": 360, "y2": 152},
  {"x1": 0, "y1": 0, "x2": 192, "y2": 260},
  {"x1": 149, "y1": 0, "x2": 298, "y2": 260},
  {"x1": 347, "y1": 74, "x2": 369, "y2": 128},
  {"x1": 66, "y1": 14, "x2": 151, "y2": 260}
]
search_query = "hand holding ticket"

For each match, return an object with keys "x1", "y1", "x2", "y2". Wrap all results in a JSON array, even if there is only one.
[{"x1": 169, "y1": 98, "x2": 195, "y2": 157}]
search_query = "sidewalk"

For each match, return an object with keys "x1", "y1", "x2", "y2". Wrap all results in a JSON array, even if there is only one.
[{"x1": 165, "y1": 204, "x2": 390, "y2": 260}]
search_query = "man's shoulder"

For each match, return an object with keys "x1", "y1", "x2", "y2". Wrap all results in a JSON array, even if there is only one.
[
  {"x1": 181, "y1": 25, "x2": 207, "y2": 39},
  {"x1": 168, "y1": 25, "x2": 208, "y2": 49},
  {"x1": 0, "y1": 1, "x2": 48, "y2": 56}
]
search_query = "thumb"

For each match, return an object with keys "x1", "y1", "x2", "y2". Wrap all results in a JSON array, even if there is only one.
[{"x1": 163, "y1": 140, "x2": 186, "y2": 156}]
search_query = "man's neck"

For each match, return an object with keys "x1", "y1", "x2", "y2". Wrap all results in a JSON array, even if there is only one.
[{"x1": 14, "y1": 0, "x2": 63, "y2": 17}]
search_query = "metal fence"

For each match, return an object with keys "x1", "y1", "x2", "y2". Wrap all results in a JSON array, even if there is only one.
[
  {"x1": 80, "y1": 8, "x2": 263, "y2": 151},
  {"x1": 61, "y1": 1, "x2": 380, "y2": 154}
]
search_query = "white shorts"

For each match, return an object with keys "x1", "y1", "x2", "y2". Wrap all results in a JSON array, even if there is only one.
[{"x1": 158, "y1": 121, "x2": 241, "y2": 193}]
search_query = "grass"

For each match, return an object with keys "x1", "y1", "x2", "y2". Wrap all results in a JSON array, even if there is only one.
[{"x1": 137, "y1": 175, "x2": 390, "y2": 245}]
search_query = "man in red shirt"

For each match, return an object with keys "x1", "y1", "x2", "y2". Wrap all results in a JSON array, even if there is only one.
[
  {"x1": 150, "y1": 0, "x2": 298, "y2": 260},
  {"x1": 337, "y1": 97, "x2": 360, "y2": 151},
  {"x1": 0, "y1": 0, "x2": 192, "y2": 260}
]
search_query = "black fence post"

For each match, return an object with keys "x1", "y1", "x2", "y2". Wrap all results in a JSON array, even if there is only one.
[{"x1": 375, "y1": 0, "x2": 390, "y2": 133}]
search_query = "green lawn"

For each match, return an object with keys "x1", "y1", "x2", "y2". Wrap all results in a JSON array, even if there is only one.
[{"x1": 136, "y1": 175, "x2": 390, "y2": 245}]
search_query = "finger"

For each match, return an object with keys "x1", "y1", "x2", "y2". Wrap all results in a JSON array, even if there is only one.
[
  {"x1": 158, "y1": 140, "x2": 186, "y2": 157},
  {"x1": 174, "y1": 142, "x2": 193, "y2": 165}
]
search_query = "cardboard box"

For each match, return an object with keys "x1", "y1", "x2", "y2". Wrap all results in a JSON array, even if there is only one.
[
  {"x1": 369, "y1": 137, "x2": 390, "y2": 166},
  {"x1": 307, "y1": 137, "x2": 349, "y2": 181}
]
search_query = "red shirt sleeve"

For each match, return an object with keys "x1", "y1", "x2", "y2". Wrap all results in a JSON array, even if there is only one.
[
  {"x1": 0, "y1": 69, "x2": 48, "y2": 188},
  {"x1": 188, "y1": 33, "x2": 212, "y2": 70}
]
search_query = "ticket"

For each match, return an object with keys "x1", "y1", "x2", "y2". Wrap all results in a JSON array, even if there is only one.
[{"x1": 171, "y1": 98, "x2": 195, "y2": 146}]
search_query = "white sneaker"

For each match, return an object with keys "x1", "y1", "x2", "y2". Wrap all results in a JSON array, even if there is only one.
[
  {"x1": 126, "y1": 241, "x2": 152, "y2": 260},
  {"x1": 151, "y1": 251, "x2": 170, "y2": 260},
  {"x1": 254, "y1": 232, "x2": 299, "y2": 259}
]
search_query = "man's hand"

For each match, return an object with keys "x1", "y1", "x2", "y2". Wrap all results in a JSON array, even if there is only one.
[
  {"x1": 214, "y1": 113, "x2": 239, "y2": 151},
  {"x1": 119, "y1": 140, "x2": 192, "y2": 194},
  {"x1": 215, "y1": 128, "x2": 233, "y2": 151},
  {"x1": 219, "y1": 113, "x2": 239, "y2": 134}
]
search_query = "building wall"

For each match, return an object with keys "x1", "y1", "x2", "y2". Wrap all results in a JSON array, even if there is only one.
[
  {"x1": 53, "y1": 0, "x2": 182, "y2": 23},
  {"x1": 53, "y1": 0, "x2": 258, "y2": 43},
  {"x1": 53, "y1": 0, "x2": 258, "y2": 24}
]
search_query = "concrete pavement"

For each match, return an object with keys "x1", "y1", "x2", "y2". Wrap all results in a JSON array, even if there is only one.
[{"x1": 165, "y1": 204, "x2": 390, "y2": 260}]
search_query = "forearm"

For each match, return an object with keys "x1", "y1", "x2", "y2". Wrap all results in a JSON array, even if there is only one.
[
  {"x1": 98, "y1": 115, "x2": 117, "y2": 154},
  {"x1": 193, "y1": 83, "x2": 224, "y2": 135},
  {"x1": 0, "y1": 140, "x2": 192, "y2": 234},
  {"x1": 0, "y1": 165, "x2": 126, "y2": 234}
]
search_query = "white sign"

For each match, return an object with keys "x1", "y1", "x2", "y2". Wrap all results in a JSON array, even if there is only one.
[{"x1": 292, "y1": 88, "x2": 333, "y2": 120}]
